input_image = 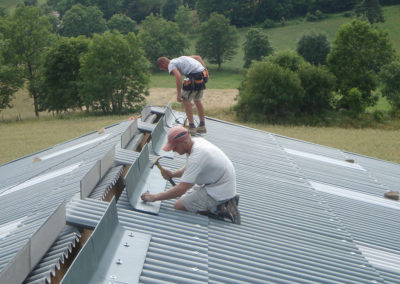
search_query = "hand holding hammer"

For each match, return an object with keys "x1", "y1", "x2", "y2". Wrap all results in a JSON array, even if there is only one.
[{"x1": 150, "y1": 156, "x2": 176, "y2": 186}]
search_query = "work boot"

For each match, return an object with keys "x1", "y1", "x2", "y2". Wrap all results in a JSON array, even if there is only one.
[
  {"x1": 196, "y1": 125, "x2": 207, "y2": 134},
  {"x1": 225, "y1": 197, "x2": 241, "y2": 225},
  {"x1": 189, "y1": 126, "x2": 197, "y2": 136}
]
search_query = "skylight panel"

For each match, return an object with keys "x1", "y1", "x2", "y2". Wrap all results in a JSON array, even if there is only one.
[
  {"x1": 40, "y1": 134, "x2": 110, "y2": 160},
  {"x1": 310, "y1": 181, "x2": 400, "y2": 210},
  {"x1": 284, "y1": 148, "x2": 366, "y2": 171},
  {"x1": 0, "y1": 216, "x2": 27, "y2": 239},
  {"x1": 0, "y1": 163, "x2": 82, "y2": 197}
]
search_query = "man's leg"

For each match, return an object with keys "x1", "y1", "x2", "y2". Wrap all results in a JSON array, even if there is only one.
[
  {"x1": 182, "y1": 99, "x2": 194, "y2": 124},
  {"x1": 194, "y1": 100, "x2": 205, "y2": 123},
  {"x1": 174, "y1": 199, "x2": 187, "y2": 211}
]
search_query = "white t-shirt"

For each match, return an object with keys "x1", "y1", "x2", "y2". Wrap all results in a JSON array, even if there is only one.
[
  {"x1": 180, "y1": 138, "x2": 237, "y2": 201},
  {"x1": 168, "y1": 56, "x2": 205, "y2": 76}
]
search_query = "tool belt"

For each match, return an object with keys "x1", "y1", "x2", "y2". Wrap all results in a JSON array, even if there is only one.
[{"x1": 182, "y1": 70, "x2": 208, "y2": 91}]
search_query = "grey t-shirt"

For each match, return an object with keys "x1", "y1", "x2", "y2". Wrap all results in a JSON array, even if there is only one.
[
  {"x1": 180, "y1": 138, "x2": 237, "y2": 201},
  {"x1": 168, "y1": 56, "x2": 205, "y2": 76}
]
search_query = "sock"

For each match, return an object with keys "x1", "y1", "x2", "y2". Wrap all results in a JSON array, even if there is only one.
[
  {"x1": 199, "y1": 121, "x2": 205, "y2": 127},
  {"x1": 189, "y1": 123, "x2": 196, "y2": 128}
]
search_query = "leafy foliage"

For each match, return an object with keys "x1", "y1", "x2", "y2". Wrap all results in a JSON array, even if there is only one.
[
  {"x1": 39, "y1": 36, "x2": 89, "y2": 112},
  {"x1": 2, "y1": 4, "x2": 52, "y2": 117},
  {"x1": 328, "y1": 20, "x2": 395, "y2": 110},
  {"x1": 379, "y1": 61, "x2": 400, "y2": 111},
  {"x1": 174, "y1": 5, "x2": 197, "y2": 35},
  {"x1": 296, "y1": 32, "x2": 330, "y2": 65},
  {"x1": 79, "y1": 31, "x2": 150, "y2": 113},
  {"x1": 196, "y1": 13, "x2": 238, "y2": 70},
  {"x1": 161, "y1": 0, "x2": 182, "y2": 21},
  {"x1": 355, "y1": 0, "x2": 384, "y2": 24},
  {"x1": 138, "y1": 14, "x2": 188, "y2": 68},
  {"x1": 298, "y1": 63, "x2": 336, "y2": 114},
  {"x1": 266, "y1": 50, "x2": 305, "y2": 72},
  {"x1": 122, "y1": 0, "x2": 162, "y2": 23},
  {"x1": 61, "y1": 4, "x2": 107, "y2": 37},
  {"x1": 107, "y1": 14, "x2": 138, "y2": 35},
  {"x1": 0, "y1": 32, "x2": 23, "y2": 111},
  {"x1": 243, "y1": 28, "x2": 273, "y2": 68},
  {"x1": 235, "y1": 61, "x2": 304, "y2": 120}
]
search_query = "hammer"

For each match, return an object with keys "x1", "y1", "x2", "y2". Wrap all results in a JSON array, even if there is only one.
[{"x1": 150, "y1": 156, "x2": 176, "y2": 186}]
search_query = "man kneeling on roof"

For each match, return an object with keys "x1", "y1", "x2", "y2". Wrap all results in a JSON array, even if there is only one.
[{"x1": 141, "y1": 126, "x2": 240, "y2": 224}]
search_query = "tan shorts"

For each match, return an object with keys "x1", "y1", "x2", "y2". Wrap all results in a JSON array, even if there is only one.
[
  {"x1": 181, "y1": 89, "x2": 203, "y2": 102},
  {"x1": 181, "y1": 185, "x2": 222, "y2": 213}
]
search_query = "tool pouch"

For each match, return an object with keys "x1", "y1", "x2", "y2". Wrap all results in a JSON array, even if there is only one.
[
  {"x1": 192, "y1": 73, "x2": 205, "y2": 91},
  {"x1": 202, "y1": 69, "x2": 208, "y2": 83},
  {"x1": 182, "y1": 78, "x2": 193, "y2": 91}
]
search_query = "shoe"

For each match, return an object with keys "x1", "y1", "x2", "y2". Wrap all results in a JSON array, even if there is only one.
[
  {"x1": 196, "y1": 125, "x2": 207, "y2": 134},
  {"x1": 214, "y1": 195, "x2": 241, "y2": 225},
  {"x1": 189, "y1": 127, "x2": 197, "y2": 136}
]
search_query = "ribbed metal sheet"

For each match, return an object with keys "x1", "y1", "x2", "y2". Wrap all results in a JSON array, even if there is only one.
[
  {"x1": 23, "y1": 226, "x2": 80, "y2": 284},
  {"x1": 2, "y1": 108, "x2": 400, "y2": 283}
]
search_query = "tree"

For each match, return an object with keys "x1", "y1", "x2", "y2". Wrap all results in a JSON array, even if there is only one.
[
  {"x1": 174, "y1": 5, "x2": 197, "y2": 35},
  {"x1": 93, "y1": 0, "x2": 122, "y2": 20},
  {"x1": 243, "y1": 28, "x2": 273, "y2": 68},
  {"x1": 39, "y1": 36, "x2": 89, "y2": 112},
  {"x1": 0, "y1": 33, "x2": 23, "y2": 111},
  {"x1": 161, "y1": 0, "x2": 182, "y2": 21},
  {"x1": 235, "y1": 61, "x2": 304, "y2": 120},
  {"x1": 196, "y1": 13, "x2": 238, "y2": 70},
  {"x1": 296, "y1": 32, "x2": 330, "y2": 65},
  {"x1": 355, "y1": 0, "x2": 384, "y2": 24},
  {"x1": 107, "y1": 14, "x2": 138, "y2": 34},
  {"x1": 79, "y1": 31, "x2": 150, "y2": 113},
  {"x1": 61, "y1": 4, "x2": 106, "y2": 37},
  {"x1": 328, "y1": 20, "x2": 395, "y2": 110},
  {"x1": 379, "y1": 61, "x2": 400, "y2": 112},
  {"x1": 122, "y1": 0, "x2": 162, "y2": 23},
  {"x1": 138, "y1": 14, "x2": 188, "y2": 68},
  {"x1": 2, "y1": 5, "x2": 52, "y2": 117}
]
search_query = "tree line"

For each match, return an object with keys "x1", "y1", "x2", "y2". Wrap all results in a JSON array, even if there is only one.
[{"x1": 0, "y1": 0, "x2": 400, "y2": 122}]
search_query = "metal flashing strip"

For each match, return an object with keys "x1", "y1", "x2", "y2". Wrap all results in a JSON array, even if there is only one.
[
  {"x1": 285, "y1": 148, "x2": 366, "y2": 171},
  {"x1": 141, "y1": 103, "x2": 152, "y2": 121},
  {"x1": 0, "y1": 202, "x2": 66, "y2": 284},
  {"x1": 121, "y1": 119, "x2": 138, "y2": 149},
  {"x1": 310, "y1": 181, "x2": 400, "y2": 210},
  {"x1": 61, "y1": 198, "x2": 151, "y2": 284},
  {"x1": 138, "y1": 120, "x2": 155, "y2": 133},
  {"x1": 39, "y1": 134, "x2": 110, "y2": 161},
  {"x1": 357, "y1": 243, "x2": 400, "y2": 273},
  {"x1": 163, "y1": 103, "x2": 175, "y2": 127},
  {"x1": 80, "y1": 147, "x2": 116, "y2": 199},
  {"x1": 150, "y1": 118, "x2": 173, "y2": 158},
  {"x1": 0, "y1": 163, "x2": 82, "y2": 197},
  {"x1": 124, "y1": 144, "x2": 167, "y2": 215}
]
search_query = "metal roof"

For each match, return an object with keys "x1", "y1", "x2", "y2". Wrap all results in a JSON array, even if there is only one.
[{"x1": 0, "y1": 106, "x2": 399, "y2": 283}]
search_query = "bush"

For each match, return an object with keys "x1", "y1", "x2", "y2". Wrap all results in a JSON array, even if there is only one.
[
  {"x1": 298, "y1": 64, "x2": 336, "y2": 115},
  {"x1": 339, "y1": 88, "x2": 366, "y2": 117},
  {"x1": 266, "y1": 50, "x2": 305, "y2": 72},
  {"x1": 379, "y1": 61, "x2": 400, "y2": 112},
  {"x1": 235, "y1": 61, "x2": 304, "y2": 120},
  {"x1": 262, "y1": 18, "x2": 277, "y2": 29}
]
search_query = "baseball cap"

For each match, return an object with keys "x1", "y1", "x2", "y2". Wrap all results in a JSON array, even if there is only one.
[{"x1": 162, "y1": 126, "x2": 189, "y2": 152}]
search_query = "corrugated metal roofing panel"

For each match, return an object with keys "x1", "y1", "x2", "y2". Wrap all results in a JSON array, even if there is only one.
[{"x1": 1, "y1": 107, "x2": 399, "y2": 283}]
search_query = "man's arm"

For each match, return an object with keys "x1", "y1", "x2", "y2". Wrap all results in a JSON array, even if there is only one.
[
  {"x1": 162, "y1": 167, "x2": 185, "y2": 179},
  {"x1": 141, "y1": 182, "x2": 192, "y2": 202},
  {"x1": 190, "y1": 55, "x2": 206, "y2": 68},
  {"x1": 171, "y1": 68, "x2": 182, "y2": 102}
]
